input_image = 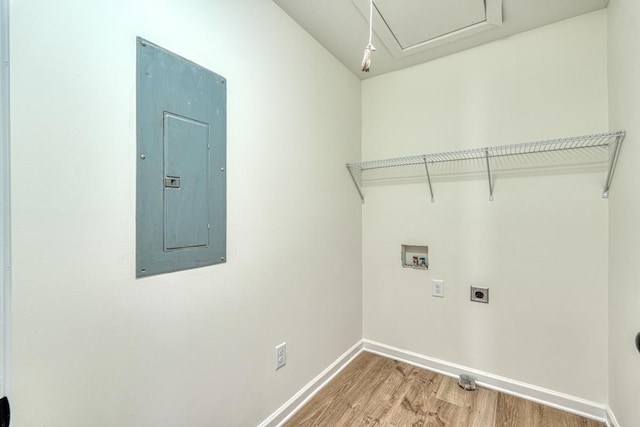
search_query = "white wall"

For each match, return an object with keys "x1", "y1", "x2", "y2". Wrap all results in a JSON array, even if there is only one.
[
  {"x1": 362, "y1": 11, "x2": 609, "y2": 403},
  {"x1": 608, "y1": 0, "x2": 640, "y2": 425},
  {"x1": 9, "y1": 0, "x2": 362, "y2": 425}
]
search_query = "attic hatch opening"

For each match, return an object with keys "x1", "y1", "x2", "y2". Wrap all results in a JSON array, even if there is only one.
[{"x1": 353, "y1": 0, "x2": 503, "y2": 59}]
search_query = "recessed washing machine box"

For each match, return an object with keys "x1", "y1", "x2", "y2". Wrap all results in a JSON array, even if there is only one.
[
  {"x1": 136, "y1": 38, "x2": 226, "y2": 278},
  {"x1": 401, "y1": 245, "x2": 429, "y2": 270}
]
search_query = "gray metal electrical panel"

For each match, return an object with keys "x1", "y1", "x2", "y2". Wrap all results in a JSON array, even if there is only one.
[{"x1": 136, "y1": 38, "x2": 226, "y2": 278}]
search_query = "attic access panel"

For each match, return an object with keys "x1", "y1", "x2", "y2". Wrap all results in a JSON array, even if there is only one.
[
  {"x1": 136, "y1": 38, "x2": 227, "y2": 278},
  {"x1": 353, "y1": 0, "x2": 502, "y2": 57},
  {"x1": 375, "y1": 0, "x2": 485, "y2": 49}
]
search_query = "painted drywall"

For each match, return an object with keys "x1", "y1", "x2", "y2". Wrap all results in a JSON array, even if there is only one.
[
  {"x1": 9, "y1": 0, "x2": 362, "y2": 425},
  {"x1": 608, "y1": 0, "x2": 640, "y2": 425},
  {"x1": 361, "y1": 11, "x2": 609, "y2": 403}
]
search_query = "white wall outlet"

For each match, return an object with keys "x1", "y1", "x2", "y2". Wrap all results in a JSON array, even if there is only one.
[
  {"x1": 275, "y1": 342, "x2": 286, "y2": 370},
  {"x1": 432, "y1": 279, "x2": 444, "y2": 297}
]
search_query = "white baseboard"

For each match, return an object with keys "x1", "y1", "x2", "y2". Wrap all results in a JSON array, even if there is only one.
[
  {"x1": 258, "y1": 338, "x2": 615, "y2": 426},
  {"x1": 362, "y1": 339, "x2": 608, "y2": 424},
  {"x1": 606, "y1": 406, "x2": 620, "y2": 427},
  {"x1": 258, "y1": 340, "x2": 363, "y2": 427}
]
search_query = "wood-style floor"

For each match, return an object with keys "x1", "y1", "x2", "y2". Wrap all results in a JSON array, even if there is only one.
[{"x1": 283, "y1": 352, "x2": 604, "y2": 427}]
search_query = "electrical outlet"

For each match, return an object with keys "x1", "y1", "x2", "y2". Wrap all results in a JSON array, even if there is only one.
[
  {"x1": 432, "y1": 279, "x2": 444, "y2": 297},
  {"x1": 470, "y1": 286, "x2": 489, "y2": 303},
  {"x1": 275, "y1": 342, "x2": 286, "y2": 370}
]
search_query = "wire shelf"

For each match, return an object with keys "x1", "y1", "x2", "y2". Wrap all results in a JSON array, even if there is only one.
[{"x1": 346, "y1": 131, "x2": 625, "y2": 202}]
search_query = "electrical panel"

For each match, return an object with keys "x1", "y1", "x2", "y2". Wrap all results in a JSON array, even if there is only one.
[{"x1": 136, "y1": 38, "x2": 226, "y2": 277}]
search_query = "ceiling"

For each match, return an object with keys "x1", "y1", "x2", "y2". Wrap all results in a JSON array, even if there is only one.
[{"x1": 273, "y1": 0, "x2": 609, "y2": 79}]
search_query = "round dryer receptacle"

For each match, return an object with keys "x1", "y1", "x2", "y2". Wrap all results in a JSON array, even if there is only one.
[{"x1": 636, "y1": 332, "x2": 640, "y2": 354}]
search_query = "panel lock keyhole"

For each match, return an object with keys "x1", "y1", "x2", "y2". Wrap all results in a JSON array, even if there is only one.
[{"x1": 164, "y1": 176, "x2": 181, "y2": 188}]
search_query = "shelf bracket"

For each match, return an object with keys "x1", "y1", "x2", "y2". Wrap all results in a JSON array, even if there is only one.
[
  {"x1": 346, "y1": 165, "x2": 365, "y2": 203},
  {"x1": 422, "y1": 157, "x2": 435, "y2": 203},
  {"x1": 485, "y1": 149, "x2": 494, "y2": 201},
  {"x1": 602, "y1": 132, "x2": 625, "y2": 198}
]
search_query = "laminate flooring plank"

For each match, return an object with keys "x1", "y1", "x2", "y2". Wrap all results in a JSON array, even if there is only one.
[
  {"x1": 366, "y1": 364, "x2": 429, "y2": 426},
  {"x1": 337, "y1": 359, "x2": 416, "y2": 426},
  {"x1": 290, "y1": 353, "x2": 399, "y2": 426},
  {"x1": 428, "y1": 375, "x2": 498, "y2": 426},
  {"x1": 283, "y1": 352, "x2": 387, "y2": 427},
  {"x1": 495, "y1": 392, "x2": 605, "y2": 427},
  {"x1": 424, "y1": 398, "x2": 469, "y2": 426},
  {"x1": 495, "y1": 393, "x2": 542, "y2": 427},
  {"x1": 331, "y1": 356, "x2": 402, "y2": 426},
  {"x1": 465, "y1": 386, "x2": 499, "y2": 427},
  {"x1": 391, "y1": 368, "x2": 443, "y2": 426},
  {"x1": 435, "y1": 376, "x2": 472, "y2": 408},
  {"x1": 495, "y1": 392, "x2": 519, "y2": 427},
  {"x1": 539, "y1": 404, "x2": 604, "y2": 427}
]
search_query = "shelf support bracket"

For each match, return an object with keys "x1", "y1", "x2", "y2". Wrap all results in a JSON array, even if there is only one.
[
  {"x1": 422, "y1": 157, "x2": 435, "y2": 203},
  {"x1": 485, "y1": 149, "x2": 494, "y2": 201},
  {"x1": 602, "y1": 132, "x2": 625, "y2": 198},
  {"x1": 346, "y1": 165, "x2": 365, "y2": 203}
]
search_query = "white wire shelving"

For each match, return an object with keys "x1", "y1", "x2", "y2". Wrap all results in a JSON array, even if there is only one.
[{"x1": 346, "y1": 131, "x2": 626, "y2": 202}]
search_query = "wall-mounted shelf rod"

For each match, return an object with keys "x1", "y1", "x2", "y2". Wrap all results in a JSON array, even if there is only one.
[
  {"x1": 484, "y1": 149, "x2": 494, "y2": 201},
  {"x1": 422, "y1": 157, "x2": 434, "y2": 203},
  {"x1": 346, "y1": 131, "x2": 625, "y2": 203},
  {"x1": 602, "y1": 131, "x2": 625, "y2": 198}
]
